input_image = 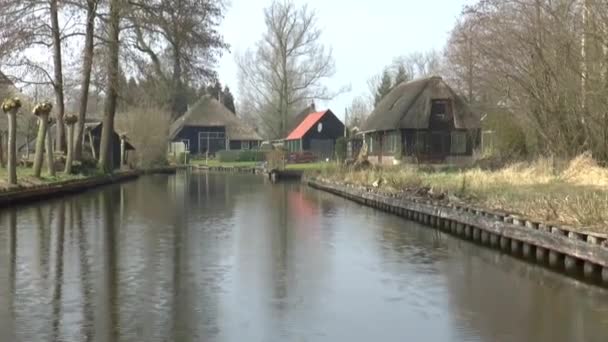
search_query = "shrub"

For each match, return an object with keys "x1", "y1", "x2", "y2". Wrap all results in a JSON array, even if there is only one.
[
  {"x1": 115, "y1": 106, "x2": 171, "y2": 168},
  {"x1": 217, "y1": 149, "x2": 267, "y2": 162},
  {"x1": 335, "y1": 137, "x2": 347, "y2": 162}
]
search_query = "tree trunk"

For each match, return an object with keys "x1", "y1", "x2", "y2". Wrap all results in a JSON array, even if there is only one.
[
  {"x1": 7, "y1": 111, "x2": 17, "y2": 185},
  {"x1": 33, "y1": 116, "x2": 49, "y2": 178},
  {"x1": 50, "y1": 0, "x2": 66, "y2": 153},
  {"x1": 171, "y1": 48, "x2": 185, "y2": 119},
  {"x1": 46, "y1": 125, "x2": 56, "y2": 177},
  {"x1": 65, "y1": 124, "x2": 74, "y2": 174},
  {"x1": 99, "y1": 0, "x2": 120, "y2": 173},
  {"x1": 0, "y1": 131, "x2": 5, "y2": 168},
  {"x1": 74, "y1": 0, "x2": 97, "y2": 161}
]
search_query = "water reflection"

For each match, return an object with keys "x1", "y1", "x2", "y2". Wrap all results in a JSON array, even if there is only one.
[{"x1": 0, "y1": 172, "x2": 606, "y2": 341}]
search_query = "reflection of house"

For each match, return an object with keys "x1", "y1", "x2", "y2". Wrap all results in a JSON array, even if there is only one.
[
  {"x1": 361, "y1": 76, "x2": 481, "y2": 165},
  {"x1": 20, "y1": 119, "x2": 135, "y2": 169},
  {"x1": 169, "y1": 95, "x2": 262, "y2": 155},
  {"x1": 284, "y1": 109, "x2": 345, "y2": 160}
]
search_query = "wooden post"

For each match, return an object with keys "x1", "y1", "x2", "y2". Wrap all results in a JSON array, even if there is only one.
[
  {"x1": 87, "y1": 129, "x2": 96, "y2": 160},
  {"x1": 120, "y1": 135, "x2": 126, "y2": 169}
]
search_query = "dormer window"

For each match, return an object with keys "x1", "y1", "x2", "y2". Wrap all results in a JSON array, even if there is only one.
[{"x1": 430, "y1": 99, "x2": 453, "y2": 129}]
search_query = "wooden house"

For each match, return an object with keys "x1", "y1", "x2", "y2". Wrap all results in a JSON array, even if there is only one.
[
  {"x1": 19, "y1": 119, "x2": 135, "y2": 169},
  {"x1": 284, "y1": 109, "x2": 345, "y2": 160},
  {"x1": 169, "y1": 95, "x2": 262, "y2": 155},
  {"x1": 360, "y1": 76, "x2": 481, "y2": 165}
]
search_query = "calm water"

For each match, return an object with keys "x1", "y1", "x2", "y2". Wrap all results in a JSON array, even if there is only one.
[{"x1": 0, "y1": 171, "x2": 607, "y2": 342}]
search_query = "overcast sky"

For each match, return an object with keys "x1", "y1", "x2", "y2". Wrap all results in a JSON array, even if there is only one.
[{"x1": 218, "y1": 0, "x2": 473, "y2": 120}]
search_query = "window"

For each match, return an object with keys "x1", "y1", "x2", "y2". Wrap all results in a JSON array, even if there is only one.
[
  {"x1": 382, "y1": 131, "x2": 401, "y2": 154},
  {"x1": 198, "y1": 131, "x2": 225, "y2": 139},
  {"x1": 451, "y1": 131, "x2": 467, "y2": 154},
  {"x1": 242, "y1": 141, "x2": 250, "y2": 150}
]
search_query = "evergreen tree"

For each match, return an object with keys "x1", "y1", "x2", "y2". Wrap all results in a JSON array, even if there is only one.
[
  {"x1": 206, "y1": 81, "x2": 222, "y2": 101},
  {"x1": 374, "y1": 70, "x2": 393, "y2": 107},
  {"x1": 222, "y1": 86, "x2": 236, "y2": 114},
  {"x1": 393, "y1": 65, "x2": 409, "y2": 87}
]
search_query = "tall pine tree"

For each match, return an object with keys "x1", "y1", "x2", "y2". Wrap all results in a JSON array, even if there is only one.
[
  {"x1": 206, "y1": 81, "x2": 222, "y2": 101},
  {"x1": 222, "y1": 86, "x2": 236, "y2": 114},
  {"x1": 393, "y1": 65, "x2": 409, "y2": 88},
  {"x1": 374, "y1": 70, "x2": 393, "y2": 107}
]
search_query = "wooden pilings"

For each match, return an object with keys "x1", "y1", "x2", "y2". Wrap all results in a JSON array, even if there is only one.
[{"x1": 308, "y1": 180, "x2": 608, "y2": 287}]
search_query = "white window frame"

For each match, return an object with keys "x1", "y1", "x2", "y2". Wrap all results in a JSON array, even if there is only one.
[{"x1": 242, "y1": 141, "x2": 250, "y2": 150}]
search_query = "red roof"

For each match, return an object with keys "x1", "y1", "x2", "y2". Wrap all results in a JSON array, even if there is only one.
[{"x1": 286, "y1": 110, "x2": 328, "y2": 140}]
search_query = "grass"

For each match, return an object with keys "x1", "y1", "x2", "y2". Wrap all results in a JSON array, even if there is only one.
[
  {"x1": 285, "y1": 162, "x2": 330, "y2": 171},
  {"x1": 0, "y1": 167, "x2": 87, "y2": 191},
  {"x1": 311, "y1": 154, "x2": 608, "y2": 233}
]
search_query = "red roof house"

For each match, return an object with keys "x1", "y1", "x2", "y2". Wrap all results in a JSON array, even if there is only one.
[{"x1": 284, "y1": 109, "x2": 345, "y2": 160}]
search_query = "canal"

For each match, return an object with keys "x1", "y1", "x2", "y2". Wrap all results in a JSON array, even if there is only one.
[{"x1": 0, "y1": 171, "x2": 607, "y2": 342}]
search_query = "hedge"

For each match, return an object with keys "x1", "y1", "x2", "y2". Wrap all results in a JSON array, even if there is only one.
[{"x1": 217, "y1": 150, "x2": 267, "y2": 162}]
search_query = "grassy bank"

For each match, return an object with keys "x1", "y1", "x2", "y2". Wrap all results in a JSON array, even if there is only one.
[
  {"x1": 310, "y1": 155, "x2": 608, "y2": 232},
  {"x1": 0, "y1": 167, "x2": 87, "y2": 191}
]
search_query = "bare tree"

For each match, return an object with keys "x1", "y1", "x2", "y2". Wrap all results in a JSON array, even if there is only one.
[
  {"x1": 74, "y1": 0, "x2": 100, "y2": 160},
  {"x1": 127, "y1": 0, "x2": 228, "y2": 119},
  {"x1": 32, "y1": 102, "x2": 53, "y2": 178},
  {"x1": 1, "y1": 98, "x2": 21, "y2": 185},
  {"x1": 98, "y1": 0, "x2": 121, "y2": 172},
  {"x1": 346, "y1": 95, "x2": 371, "y2": 130},
  {"x1": 237, "y1": 0, "x2": 337, "y2": 139},
  {"x1": 50, "y1": 0, "x2": 66, "y2": 152}
]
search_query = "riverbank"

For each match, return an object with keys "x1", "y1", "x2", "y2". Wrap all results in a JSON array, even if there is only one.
[
  {"x1": 0, "y1": 165, "x2": 179, "y2": 207},
  {"x1": 308, "y1": 154, "x2": 608, "y2": 233},
  {"x1": 308, "y1": 178, "x2": 608, "y2": 285},
  {"x1": 191, "y1": 159, "x2": 329, "y2": 171}
]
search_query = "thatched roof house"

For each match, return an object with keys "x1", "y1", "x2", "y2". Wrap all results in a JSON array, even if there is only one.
[
  {"x1": 170, "y1": 95, "x2": 262, "y2": 154},
  {"x1": 361, "y1": 76, "x2": 481, "y2": 165}
]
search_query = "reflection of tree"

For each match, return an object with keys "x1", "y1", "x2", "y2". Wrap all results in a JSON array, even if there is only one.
[
  {"x1": 36, "y1": 206, "x2": 50, "y2": 283},
  {"x1": 7, "y1": 209, "x2": 17, "y2": 342},
  {"x1": 51, "y1": 201, "x2": 65, "y2": 341},
  {"x1": 101, "y1": 190, "x2": 119, "y2": 341},
  {"x1": 74, "y1": 198, "x2": 93, "y2": 342}
]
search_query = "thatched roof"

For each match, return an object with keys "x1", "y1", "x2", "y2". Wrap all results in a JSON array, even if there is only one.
[
  {"x1": 361, "y1": 76, "x2": 480, "y2": 132},
  {"x1": 169, "y1": 95, "x2": 262, "y2": 141}
]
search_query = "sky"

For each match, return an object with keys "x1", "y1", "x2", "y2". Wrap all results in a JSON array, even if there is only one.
[{"x1": 217, "y1": 0, "x2": 474, "y2": 121}]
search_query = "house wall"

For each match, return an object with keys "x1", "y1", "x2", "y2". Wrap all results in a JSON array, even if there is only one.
[
  {"x1": 302, "y1": 111, "x2": 345, "y2": 159},
  {"x1": 365, "y1": 128, "x2": 480, "y2": 165},
  {"x1": 173, "y1": 126, "x2": 226, "y2": 155},
  {"x1": 90, "y1": 126, "x2": 126, "y2": 169},
  {"x1": 230, "y1": 140, "x2": 261, "y2": 150}
]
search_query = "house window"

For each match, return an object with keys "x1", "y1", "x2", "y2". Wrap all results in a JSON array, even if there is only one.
[
  {"x1": 242, "y1": 141, "x2": 250, "y2": 150},
  {"x1": 382, "y1": 131, "x2": 400, "y2": 154},
  {"x1": 451, "y1": 131, "x2": 467, "y2": 154}
]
